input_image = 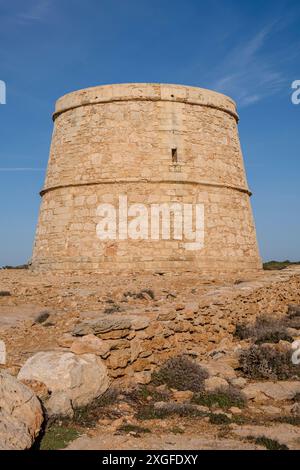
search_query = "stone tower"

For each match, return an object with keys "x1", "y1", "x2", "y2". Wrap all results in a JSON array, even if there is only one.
[{"x1": 32, "y1": 83, "x2": 261, "y2": 275}]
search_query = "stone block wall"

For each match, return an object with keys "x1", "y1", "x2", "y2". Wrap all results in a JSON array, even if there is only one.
[
  {"x1": 32, "y1": 83, "x2": 261, "y2": 275},
  {"x1": 68, "y1": 268, "x2": 300, "y2": 383}
]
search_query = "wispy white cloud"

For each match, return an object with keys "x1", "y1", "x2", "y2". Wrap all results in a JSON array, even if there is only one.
[
  {"x1": 0, "y1": 168, "x2": 45, "y2": 171},
  {"x1": 17, "y1": 0, "x2": 51, "y2": 23},
  {"x1": 211, "y1": 21, "x2": 287, "y2": 107}
]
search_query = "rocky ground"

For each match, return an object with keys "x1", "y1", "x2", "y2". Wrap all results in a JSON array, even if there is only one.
[{"x1": 1, "y1": 267, "x2": 300, "y2": 450}]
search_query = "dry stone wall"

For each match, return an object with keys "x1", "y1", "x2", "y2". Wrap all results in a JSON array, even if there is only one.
[{"x1": 66, "y1": 268, "x2": 300, "y2": 383}]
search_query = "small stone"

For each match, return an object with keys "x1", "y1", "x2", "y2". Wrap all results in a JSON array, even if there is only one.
[
  {"x1": 286, "y1": 327, "x2": 300, "y2": 337},
  {"x1": 195, "y1": 405, "x2": 209, "y2": 413},
  {"x1": 204, "y1": 376, "x2": 229, "y2": 392},
  {"x1": 130, "y1": 338, "x2": 143, "y2": 362},
  {"x1": 70, "y1": 334, "x2": 110, "y2": 357},
  {"x1": 117, "y1": 402, "x2": 134, "y2": 414},
  {"x1": 175, "y1": 304, "x2": 185, "y2": 311},
  {"x1": 132, "y1": 358, "x2": 152, "y2": 372},
  {"x1": 34, "y1": 311, "x2": 50, "y2": 324},
  {"x1": 201, "y1": 361, "x2": 237, "y2": 380},
  {"x1": 260, "y1": 405, "x2": 282, "y2": 416},
  {"x1": 109, "y1": 368, "x2": 126, "y2": 378},
  {"x1": 46, "y1": 392, "x2": 74, "y2": 418},
  {"x1": 99, "y1": 329, "x2": 131, "y2": 340},
  {"x1": 229, "y1": 407, "x2": 242, "y2": 415},
  {"x1": 230, "y1": 377, "x2": 247, "y2": 388},
  {"x1": 184, "y1": 302, "x2": 199, "y2": 313},
  {"x1": 106, "y1": 339, "x2": 130, "y2": 350},
  {"x1": 157, "y1": 311, "x2": 177, "y2": 321},
  {"x1": 57, "y1": 333, "x2": 74, "y2": 348},
  {"x1": 172, "y1": 390, "x2": 193, "y2": 402},
  {"x1": 134, "y1": 371, "x2": 152, "y2": 384},
  {"x1": 130, "y1": 316, "x2": 150, "y2": 330},
  {"x1": 106, "y1": 349, "x2": 131, "y2": 369},
  {"x1": 291, "y1": 403, "x2": 300, "y2": 417},
  {"x1": 0, "y1": 291, "x2": 11, "y2": 297}
]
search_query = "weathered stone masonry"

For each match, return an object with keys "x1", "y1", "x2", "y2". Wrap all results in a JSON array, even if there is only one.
[{"x1": 32, "y1": 83, "x2": 262, "y2": 275}]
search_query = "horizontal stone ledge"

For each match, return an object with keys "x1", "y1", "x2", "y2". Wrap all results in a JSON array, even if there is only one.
[
  {"x1": 40, "y1": 179, "x2": 252, "y2": 197},
  {"x1": 53, "y1": 83, "x2": 238, "y2": 122}
]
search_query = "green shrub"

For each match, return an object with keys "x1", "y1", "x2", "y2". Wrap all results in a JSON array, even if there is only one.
[
  {"x1": 40, "y1": 424, "x2": 80, "y2": 450},
  {"x1": 136, "y1": 403, "x2": 206, "y2": 420},
  {"x1": 170, "y1": 426, "x2": 185, "y2": 434},
  {"x1": 247, "y1": 436, "x2": 288, "y2": 451},
  {"x1": 209, "y1": 413, "x2": 231, "y2": 425},
  {"x1": 263, "y1": 260, "x2": 300, "y2": 271},
  {"x1": 239, "y1": 345, "x2": 300, "y2": 380},
  {"x1": 275, "y1": 415, "x2": 300, "y2": 426},
  {"x1": 192, "y1": 386, "x2": 247, "y2": 409},
  {"x1": 151, "y1": 356, "x2": 208, "y2": 392},
  {"x1": 117, "y1": 424, "x2": 151, "y2": 434},
  {"x1": 72, "y1": 388, "x2": 120, "y2": 427},
  {"x1": 235, "y1": 315, "x2": 293, "y2": 344}
]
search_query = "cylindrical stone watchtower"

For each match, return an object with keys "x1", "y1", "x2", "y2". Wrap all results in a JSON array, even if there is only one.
[{"x1": 32, "y1": 83, "x2": 262, "y2": 275}]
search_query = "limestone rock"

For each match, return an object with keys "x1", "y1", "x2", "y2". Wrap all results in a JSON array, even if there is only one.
[
  {"x1": 134, "y1": 371, "x2": 152, "y2": 384},
  {"x1": 132, "y1": 358, "x2": 152, "y2": 372},
  {"x1": 201, "y1": 361, "x2": 237, "y2": 381},
  {"x1": 229, "y1": 406, "x2": 242, "y2": 415},
  {"x1": 157, "y1": 311, "x2": 177, "y2": 321},
  {"x1": 18, "y1": 351, "x2": 109, "y2": 408},
  {"x1": 291, "y1": 402, "x2": 300, "y2": 417},
  {"x1": 106, "y1": 349, "x2": 131, "y2": 369},
  {"x1": 57, "y1": 333, "x2": 75, "y2": 348},
  {"x1": 130, "y1": 316, "x2": 150, "y2": 330},
  {"x1": 243, "y1": 381, "x2": 300, "y2": 401},
  {"x1": 46, "y1": 392, "x2": 74, "y2": 418},
  {"x1": 204, "y1": 376, "x2": 229, "y2": 392},
  {"x1": 100, "y1": 329, "x2": 130, "y2": 340},
  {"x1": 260, "y1": 405, "x2": 282, "y2": 416},
  {"x1": 230, "y1": 377, "x2": 247, "y2": 388},
  {"x1": 0, "y1": 370, "x2": 43, "y2": 450},
  {"x1": 73, "y1": 316, "x2": 132, "y2": 336},
  {"x1": 130, "y1": 338, "x2": 143, "y2": 362},
  {"x1": 20, "y1": 379, "x2": 50, "y2": 400},
  {"x1": 70, "y1": 334, "x2": 111, "y2": 357},
  {"x1": 107, "y1": 339, "x2": 130, "y2": 350},
  {"x1": 172, "y1": 390, "x2": 193, "y2": 402}
]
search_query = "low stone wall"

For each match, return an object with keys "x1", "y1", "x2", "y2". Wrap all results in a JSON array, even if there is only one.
[{"x1": 65, "y1": 267, "x2": 300, "y2": 383}]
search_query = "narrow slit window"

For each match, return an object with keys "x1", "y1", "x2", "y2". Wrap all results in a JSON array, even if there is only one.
[{"x1": 171, "y1": 148, "x2": 178, "y2": 163}]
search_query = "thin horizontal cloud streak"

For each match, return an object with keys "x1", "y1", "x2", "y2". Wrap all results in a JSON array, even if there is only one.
[
  {"x1": 16, "y1": 0, "x2": 51, "y2": 23},
  {"x1": 212, "y1": 21, "x2": 287, "y2": 107},
  {"x1": 0, "y1": 168, "x2": 45, "y2": 171}
]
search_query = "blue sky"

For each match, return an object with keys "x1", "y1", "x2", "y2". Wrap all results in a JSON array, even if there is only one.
[{"x1": 0, "y1": 0, "x2": 299, "y2": 266}]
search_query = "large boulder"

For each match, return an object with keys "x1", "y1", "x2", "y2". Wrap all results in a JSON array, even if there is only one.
[
  {"x1": 243, "y1": 381, "x2": 300, "y2": 401},
  {"x1": 0, "y1": 370, "x2": 43, "y2": 450},
  {"x1": 18, "y1": 351, "x2": 110, "y2": 410}
]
